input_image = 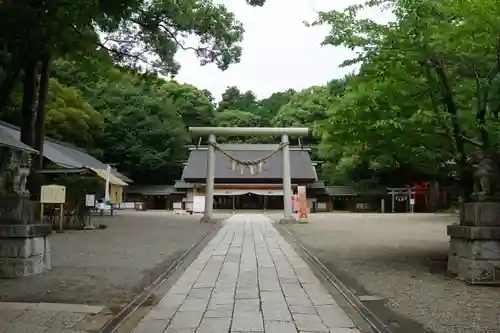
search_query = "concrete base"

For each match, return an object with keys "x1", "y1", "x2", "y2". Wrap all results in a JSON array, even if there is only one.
[
  {"x1": 0, "y1": 224, "x2": 52, "y2": 278},
  {"x1": 279, "y1": 217, "x2": 297, "y2": 225},
  {"x1": 447, "y1": 224, "x2": 500, "y2": 284},
  {"x1": 199, "y1": 216, "x2": 218, "y2": 224},
  {"x1": 460, "y1": 202, "x2": 500, "y2": 226}
]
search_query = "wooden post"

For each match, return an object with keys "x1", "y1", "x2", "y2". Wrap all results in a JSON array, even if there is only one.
[
  {"x1": 391, "y1": 190, "x2": 395, "y2": 213},
  {"x1": 58, "y1": 203, "x2": 64, "y2": 233}
]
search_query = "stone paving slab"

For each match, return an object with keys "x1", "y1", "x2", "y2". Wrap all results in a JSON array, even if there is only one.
[
  {"x1": 131, "y1": 214, "x2": 362, "y2": 333},
  {"x1": 0, "y1": 302, "x2": 109, "y2": 333}
]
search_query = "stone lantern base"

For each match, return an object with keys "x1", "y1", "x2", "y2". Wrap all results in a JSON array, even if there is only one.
[
  {"x1": 0, "y1": 198, "x2": 52, "y2": 278},
  {"x1": 447, "y1": 202, "x2": 500, "y2": 284}
]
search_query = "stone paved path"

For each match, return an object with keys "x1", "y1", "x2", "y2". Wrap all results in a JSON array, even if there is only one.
[
  {"x1": 0, "y1": 302, "x2": 108, "y2": 332},
  {"x1": 132, "y1": 214, "x2": 361, "y2": 333}
]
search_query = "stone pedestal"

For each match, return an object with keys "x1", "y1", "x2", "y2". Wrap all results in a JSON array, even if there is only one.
[
  {"x1": 279, "y1": 217, "x2": 297, "y2": 224},
  {"x1": 0, "y1": 224, "x2": 52, "y2": 278},
  {"x1": 199, "y1": 216, "x2": 218, "y2": 224},
  {"x1": 448, "y1": 202, "x2": 500, "y2": 284},
  {"x1": 0, "y1": 197, "x2": 52, "y2": 278}
]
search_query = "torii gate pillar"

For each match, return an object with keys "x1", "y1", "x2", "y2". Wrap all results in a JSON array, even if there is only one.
[{"x1": 189, "y1": 127, "x2": 309, "y2": 224}]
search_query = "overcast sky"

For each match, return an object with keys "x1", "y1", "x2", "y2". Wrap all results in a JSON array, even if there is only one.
[{"x1": 174, "y1": 0, "x2": 393, "y2": 101}]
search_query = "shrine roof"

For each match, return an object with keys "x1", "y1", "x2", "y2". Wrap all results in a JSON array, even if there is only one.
[
  {"x1": 125, "y1": 185, "x2": 184, "y2": 195},
  {"x1": 326, "y1": 186, "x2": 358, "y2": 196},
  {"x1": 182, "y1": 144, "x2": 316, "y2": 182},
  {"x1": 0, "y1": 125, "x2": 38, "y2": 153},
  {"x1": 0, "y1": 121, "x2": 131, "y2": 183}
]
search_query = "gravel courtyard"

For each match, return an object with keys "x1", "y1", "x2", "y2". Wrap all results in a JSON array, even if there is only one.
[
  {"x1": 281, "y1": 213, "x2": 500, "y2": 333},
  {"x1": 0, "y1": 211, "x2": 220, "y2": 310}
]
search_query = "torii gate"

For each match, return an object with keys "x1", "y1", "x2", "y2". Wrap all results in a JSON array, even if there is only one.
[{"x1": 188, "y1": 127, "x2": 309, "y2": 223}]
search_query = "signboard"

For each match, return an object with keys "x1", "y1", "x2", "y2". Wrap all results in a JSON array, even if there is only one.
[
  {"x1": 85, "y1": 194, "x2": 96, "y2": 207},
  {"x1": 410, "y1": 198, "x2": 415, "y2": 205},
  {"x1": 40, "y1": 185, "x2": 66, "y2": 204},
  {"x1": 297, "y1": 186, "x2": 308, "y2": 222},
  {"x1": 193, "y1": 196, "x2": 205, "y2": 213},
  {"x1": 173, "y1": 202, "x2": 182, "y2": 210}
]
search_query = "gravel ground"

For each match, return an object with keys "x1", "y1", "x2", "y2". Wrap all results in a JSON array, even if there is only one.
[
  {"x1": 278, "y1": 213, "x2": 500, "y2": 333},
  {"x1": 0, "y1": 211, "x2": 222, "y2": 309}
]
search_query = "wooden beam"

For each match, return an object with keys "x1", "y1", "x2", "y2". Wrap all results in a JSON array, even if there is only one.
[{"x1": 188, "y1": 127, "x2": 309, "y2": 137}]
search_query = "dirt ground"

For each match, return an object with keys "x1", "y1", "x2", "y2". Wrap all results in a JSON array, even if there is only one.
[
  {"x1": 0, "y1": 211, "x2": 221, "y2": 310},
  {"x1": 280, "y1": 213, "x2": 500, "y2": 333}
]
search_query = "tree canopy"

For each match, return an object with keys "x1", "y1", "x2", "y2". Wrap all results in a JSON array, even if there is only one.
[{"x1": 1, "y1": 0, "x2": 499, "y2": 198}]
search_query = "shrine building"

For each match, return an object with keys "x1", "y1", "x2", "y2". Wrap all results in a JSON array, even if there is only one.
[
  {"x1": 124, "y1": 143, "x2": 365, "y2": 212},
  {"x1": 178, "y1": 143, "x2": 327, "y2": 212}
]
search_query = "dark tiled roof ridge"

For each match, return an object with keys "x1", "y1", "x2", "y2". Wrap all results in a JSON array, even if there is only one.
[{"x1": 0, "y1": 120, "x2": 88, "y2": 153}]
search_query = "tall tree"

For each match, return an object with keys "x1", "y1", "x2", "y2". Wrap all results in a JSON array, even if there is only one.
[
  {"x1": 312, "y1": 0, "x2": 500, "y2": 193},
  {"x1": 0, "y1": 0, "x2": 267, "y2": 151}
]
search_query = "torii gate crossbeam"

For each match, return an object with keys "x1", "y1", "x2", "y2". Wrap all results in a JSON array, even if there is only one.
[{"x1": 188, "y1": 127, "x2": 310, "y2": 223}]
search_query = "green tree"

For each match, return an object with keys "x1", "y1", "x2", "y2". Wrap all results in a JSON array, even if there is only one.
[
  {"x1": 45, "y1": 79, "x2": 104, "y2": 153},
  {"x1": 87, "y1": 70, "x2": 189, "y2": 184},
  {"x1": 214, "y1": 109, "x2": 264, "y2": 143},
  {"x1": 258, "y1": 90, "x2": 295, "y2": 122},
  {"x1": 162, "y1": 81, "x2": 216, "y2": 129},
  {"x1": 0, "y1": 0, "x2": 267, "y2": 155},
  {"x1": 273, "y1": 86, "x2": 332, "y2": 129},
  {"x1": 312, "y1": 0, "x2": 500, "y2": 194},
  {"x1": 217, "y1": 87, "x2": 258, "y2": 113}
]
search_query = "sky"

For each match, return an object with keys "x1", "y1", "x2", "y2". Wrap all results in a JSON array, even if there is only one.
[{"x1": 173, "y1": 0, "x2": 393, "y2": 101}]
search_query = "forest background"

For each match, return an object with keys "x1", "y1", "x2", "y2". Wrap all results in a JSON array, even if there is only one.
[{"x1": 1, "y1": 0, "x2": 499, "y2": 198}]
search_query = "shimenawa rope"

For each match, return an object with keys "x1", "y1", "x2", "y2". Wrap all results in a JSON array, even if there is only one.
[{"x1": 207, "y1": 141, "x2": 289, "y2": 175}]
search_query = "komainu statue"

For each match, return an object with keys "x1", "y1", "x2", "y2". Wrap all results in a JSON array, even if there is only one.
[
  {"x1": 0, "y1": 148, "x2": 31, "y2": 198},
  {"x1": 0, "y1": 149, "x2": 18, "y2": 196},
  {"x1": 472, "y1": 151, "x2": 500, "y2": 202}
]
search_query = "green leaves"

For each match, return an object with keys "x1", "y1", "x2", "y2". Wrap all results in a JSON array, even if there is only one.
[
  {"x1": 45, "y1": 79, "x2": 104, "y2": 154},
  {"x1": 309, "y1": 0, "x2": 500, "y2": 188}
]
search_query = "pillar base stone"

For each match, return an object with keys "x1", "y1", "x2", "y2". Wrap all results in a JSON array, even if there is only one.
[
  {"x1": 0, "y1": 224, "x2": 52, "y2": 278},
  {"x1": 199, "y1": 216, "x2": 218, "y2": 224},
  {"x1": 279, "y1": 217, "x2": 297, "y2": 225},
  {"x1": 447, "y1": 222, "x2": 500, "y2": 285}
]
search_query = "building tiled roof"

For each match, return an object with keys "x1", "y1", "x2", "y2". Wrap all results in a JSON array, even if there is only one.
[
  {"x1": 326, "y1": 186, "x2": 358, "y2": 196},
  {"x1": 0, "y1": 125, "x2": 38, "y2": 153},
  {"x1": 0, "y1": 121, "x2": 131, "y2": 183},
  {"x1": 174, "y1": 180, "x2": 194, "y2": 189},
  {"x1": 182, "y1": 144, "x2": 316, "y2": 182},
  {"x1": 125, "y1": 185, "x2": 181, "y2": 195}
]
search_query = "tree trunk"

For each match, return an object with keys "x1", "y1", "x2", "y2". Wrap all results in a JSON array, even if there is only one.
[
  {"x1": 28, "y1": 55, "x2": 51, "y2": 200},
  {"x1": 0, "y1": 66, "x2": 20, "y2": 113},
  {"x1": 427, "y1": 180, "x2": 440, "y2": 212},
  {"x1": 432, "y1": 61, "x2": 473, "y2": 200},
  {"x1": 34, "y1": 55, "x2": 51, "y2": 168},
  {"x1": 20, "y1": 59, "x2": 38, "y2": 147}
]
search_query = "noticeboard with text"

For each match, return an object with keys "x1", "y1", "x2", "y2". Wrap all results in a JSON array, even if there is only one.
[
  {"x1": 40, "y1": 185, "x2": 66, "y2": 204},
  {"x1": 85, "y1": 194, "x2": 96, "y2": 207}
]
